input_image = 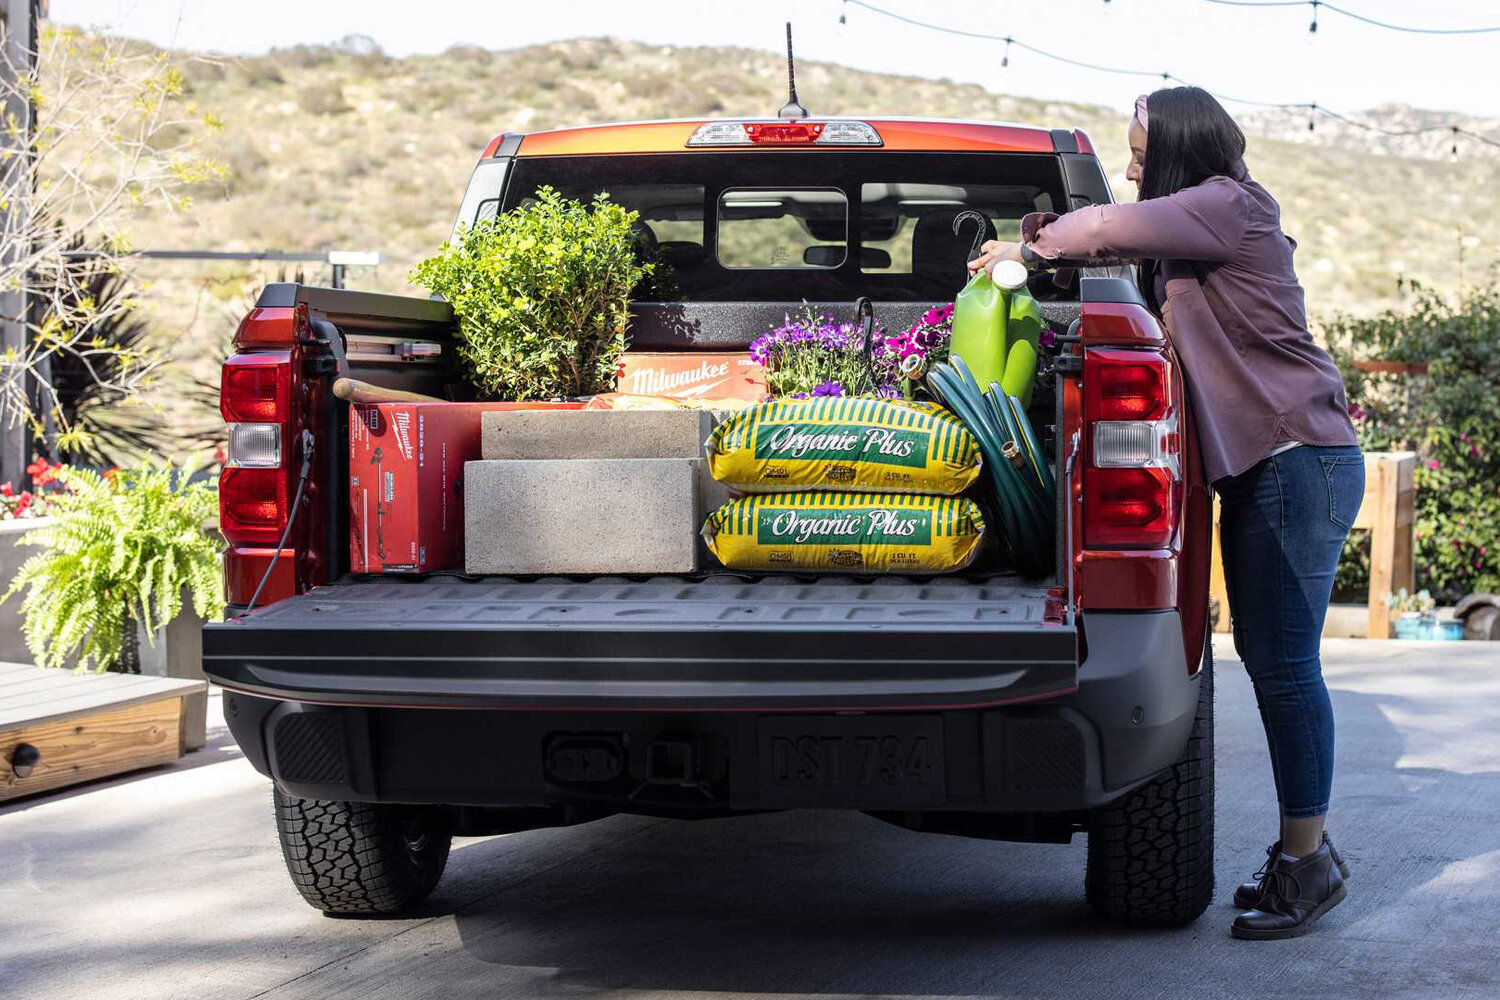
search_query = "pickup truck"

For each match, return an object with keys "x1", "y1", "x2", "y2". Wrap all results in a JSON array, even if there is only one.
[{"x1": 204, "y1": 115, "x2": 1215, "y2": 927}]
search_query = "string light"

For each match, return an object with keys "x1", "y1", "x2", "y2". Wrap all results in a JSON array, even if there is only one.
[
  {"x1": 1203, "y1": 0, "x2": 1500, "y2": 35},
  {"x1": 841, "y1": 0, "x2": 1500, "y2": 153}
]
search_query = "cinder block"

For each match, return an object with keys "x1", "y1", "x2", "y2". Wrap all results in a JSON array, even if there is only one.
[
  {"x1": 481, "y1": 409, "x2": 712, "y2": 460},
  {"x1": 465, "y1": 459, "x2": 702, "y2": 574}
]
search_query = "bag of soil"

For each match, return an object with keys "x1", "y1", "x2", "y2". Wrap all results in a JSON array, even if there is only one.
[
  {"x1": 706, "y1": 397, "x2": 981, "y2": 495},
  {"x1": 703, "y1": 492, "x2": 985, "y2": 574}
]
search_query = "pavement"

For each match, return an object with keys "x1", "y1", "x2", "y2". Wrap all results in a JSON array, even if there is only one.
[{"x1": 2, "y1": 636, "x2": 1498, "y2": 1000}]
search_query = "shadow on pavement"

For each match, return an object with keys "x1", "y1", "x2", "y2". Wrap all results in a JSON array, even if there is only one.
[{"x1": 430, "y1": 661, "x2": 1500, "y2": 998}]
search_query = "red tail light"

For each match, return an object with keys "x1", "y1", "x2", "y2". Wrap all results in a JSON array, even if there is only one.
[
  {"x1": 1083, "y1": 348, "x2": 1181, "y2": 549},
  {"x1": 221, "y1": 356, "x2": 289, "y2": 424},
  {"x1": 219, "y1": 467, "x2": 289, "y2": 546},
  {"x1": 220, "y1": 351, "x2": 292, "y2": 548}
]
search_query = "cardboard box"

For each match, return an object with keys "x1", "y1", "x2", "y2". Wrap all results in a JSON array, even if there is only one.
[
  {"x1": 616, "y1": 352, "x2": 766, "y2": 402},
  {"x1": 348, "y1": 401, "x2": 583, "y2": 574}
]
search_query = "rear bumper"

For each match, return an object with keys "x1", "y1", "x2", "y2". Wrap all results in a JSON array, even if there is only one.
[{"x1": 216, "y1": 610, "x2": 1196, "y2": 816}]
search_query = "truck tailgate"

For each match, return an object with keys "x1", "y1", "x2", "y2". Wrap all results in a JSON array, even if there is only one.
[{"x1": 203, "y1": 576, "x2": 1076, "y2": 711}]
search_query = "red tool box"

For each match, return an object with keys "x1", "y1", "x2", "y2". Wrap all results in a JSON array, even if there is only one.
[{"x1": 349, "y1": 401, "x2": 584, "y2": 574}]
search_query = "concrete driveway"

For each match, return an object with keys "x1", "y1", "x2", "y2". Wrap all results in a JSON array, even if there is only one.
[{"x1": 3, "y1": 636, "x2": 1497, "y2": 1000}]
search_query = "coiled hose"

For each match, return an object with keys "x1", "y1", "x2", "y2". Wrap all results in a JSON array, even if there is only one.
[{"x1": 925, "y1": 357, "x2": 1055, "y2": 577}]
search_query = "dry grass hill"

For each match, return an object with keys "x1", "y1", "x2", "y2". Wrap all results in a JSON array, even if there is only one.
[{"x1": 109, "y1": 35, "x2": 1498, "y2": 416}]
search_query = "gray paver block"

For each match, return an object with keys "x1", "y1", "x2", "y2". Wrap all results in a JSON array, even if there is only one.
[
  {"x1": 481, "y1": 409, "x2": 712, "y2": 460},
  {"x1": 465, "y1": 458, "x2": 702, "y2": 574}
]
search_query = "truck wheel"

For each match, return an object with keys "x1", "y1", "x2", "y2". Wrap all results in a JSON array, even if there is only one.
[
  {"x1": 273, "y1": 790, "x2": 451, "y2": 915},
  {"x1": 1085, "y1": 638, "x2": 1214, "y2": 926}
]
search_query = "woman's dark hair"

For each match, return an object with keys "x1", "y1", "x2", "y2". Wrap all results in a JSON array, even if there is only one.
[{"x1": 1138, "y1": 86, "x2": 1246, "y2": 201}]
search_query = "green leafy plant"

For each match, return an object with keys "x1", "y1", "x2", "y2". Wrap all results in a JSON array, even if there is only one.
[
  {"x1": 1325, "y1": 282, "x2": 1500, "y2": 603},
  {"x1": 2, "y1": 464, "x2": 225, "y2": 672},
  {"x1": 411, "y1": 186, "x2": 649, "y2": 401}
]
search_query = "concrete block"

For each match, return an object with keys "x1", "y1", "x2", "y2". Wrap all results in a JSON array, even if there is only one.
[
  {"x1": 465, "y1": 459, "x2": 702, "y2": 574},
  {"x1": 482, "y1": 409, "x2": 712, "y2": 460}
]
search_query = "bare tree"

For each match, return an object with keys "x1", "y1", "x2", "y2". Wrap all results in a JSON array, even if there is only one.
[{"x1": 0, "y1": 22, "x2": 222, "y2": 457}]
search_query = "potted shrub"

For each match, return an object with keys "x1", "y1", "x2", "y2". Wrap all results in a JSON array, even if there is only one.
[
  {"x1": 1386, "y1": 587, "x2": 1434, "y2": 641},
  {"x1": 411, "y1": 185, "x2": 651, "y2": 401},
  {"x1": 2, "y1": 463, "x2": 225, "y2": 747}
]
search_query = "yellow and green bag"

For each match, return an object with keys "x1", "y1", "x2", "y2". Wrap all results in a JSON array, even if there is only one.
[
  {"x1": 703, "y1": 493, "x2": 986, "y2": 574},
  {"x1": 706, "y1": 397, "x2": 981, "y2": 495}
]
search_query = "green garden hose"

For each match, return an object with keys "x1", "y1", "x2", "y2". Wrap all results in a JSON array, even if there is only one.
[{"x1": 925, "y1": 358, "x2": 1055, "y2": 577}]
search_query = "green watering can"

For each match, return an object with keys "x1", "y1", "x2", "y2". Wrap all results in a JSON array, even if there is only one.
[{"x1": 949, "y1": 259, "x2": 1046, "y2": 407}]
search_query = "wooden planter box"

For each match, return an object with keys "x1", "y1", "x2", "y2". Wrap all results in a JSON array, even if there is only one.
[
  {"x1": 0, "y1": 519, "x2": 209, "y2": 750},
  {"x1": 0, "y1": 662, "x2": 205, "y2": 802}
]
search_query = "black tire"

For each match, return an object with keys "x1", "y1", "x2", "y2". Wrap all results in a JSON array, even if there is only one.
[
  {"x1": 1085, "y1": 637, "x2": 1215, "y2": 926},
  {"x1": 273, "y1": 790, "x2": 451, "y2": 915}
]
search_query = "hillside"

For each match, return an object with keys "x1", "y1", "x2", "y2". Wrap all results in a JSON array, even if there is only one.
[{"x1": 114, "y1": 36, "x2": 1499, "y2": 389}]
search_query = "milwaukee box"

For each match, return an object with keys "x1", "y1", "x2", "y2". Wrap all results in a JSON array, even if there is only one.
[
  {"x1": 349, "y1": 401, "x2": 583, "y2": 574},
  {"x1": 616, "y1": 352, "x2": 767, "y2": 402}
]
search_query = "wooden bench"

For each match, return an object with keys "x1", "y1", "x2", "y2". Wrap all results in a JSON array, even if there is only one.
[
  {"x1": 1210, "y1": 451, "x2": 1416, "y2": 640},
  {"x1": 0, "y1": 662, "x2": 207, "y2": 803}
]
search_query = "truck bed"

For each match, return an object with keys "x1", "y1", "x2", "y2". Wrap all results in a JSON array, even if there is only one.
[{"x1": 203, "y1": 573, "x2": 1077, "y2": 712}]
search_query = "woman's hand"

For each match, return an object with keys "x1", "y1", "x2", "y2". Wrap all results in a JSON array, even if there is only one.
[{"x1": 967, "y1": 240, "x2": 1026, "y2": 274}]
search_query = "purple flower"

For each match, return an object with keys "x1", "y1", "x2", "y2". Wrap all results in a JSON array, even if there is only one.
[
  {"x1": 1039, "y1": 329, "x2": 1057, "y2": 349},
  {"x1": 811, "y1": 381, "x2": 845, "y2": 397},
  {"x1": 1347, "y1": 402, "x2": 1366, "y2": 421}
]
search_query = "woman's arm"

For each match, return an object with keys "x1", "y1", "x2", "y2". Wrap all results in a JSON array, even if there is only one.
[{"x1": 1025, "y1": 177, "x2": 1251, "y2": 264}]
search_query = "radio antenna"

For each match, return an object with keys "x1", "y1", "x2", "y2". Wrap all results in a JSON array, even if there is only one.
[{"x1": 776, "y1": 22, "x2": 808, "y2": 119}]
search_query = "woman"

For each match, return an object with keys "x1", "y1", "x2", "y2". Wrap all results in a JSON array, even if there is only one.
[{"x1": 971, "y1": 86, "x2": 1363, "y2": 940}]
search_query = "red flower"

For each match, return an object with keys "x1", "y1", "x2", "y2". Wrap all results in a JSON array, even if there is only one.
[
  {"x1": 1428, "y1": 459, "x2": 1440, "y2": 470},
  {"x1": 0, "y1": 482, "x2": 11, "y2": 497},
  {"x1": 14, "y1": 492, "x2": 30, "y2": 515}
]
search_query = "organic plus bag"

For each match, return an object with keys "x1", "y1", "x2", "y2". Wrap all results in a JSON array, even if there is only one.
[
  {"x1": 703, "y1": 493, "x2": 986, "y2": 574},
  {"x1": 706, "y1": 397, "x2": 981, "y2": 495}
]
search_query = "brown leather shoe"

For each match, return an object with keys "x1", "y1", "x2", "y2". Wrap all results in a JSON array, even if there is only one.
[
  {"x1": 1231, "y1": 846, "x2": 1347, "y2": 940},
  {"x1": 1233, "y1": 832, "x2": 1350, "y2": 909}
]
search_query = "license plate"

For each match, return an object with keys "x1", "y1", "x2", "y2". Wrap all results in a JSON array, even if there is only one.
[{"x1": 757, "y1": 715, "x2": 944, "y2": 808}]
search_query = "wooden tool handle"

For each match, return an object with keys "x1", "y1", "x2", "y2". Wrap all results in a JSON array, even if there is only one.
[{"x1": 332, "y1": 377, "x2": 445, "y2": 405}]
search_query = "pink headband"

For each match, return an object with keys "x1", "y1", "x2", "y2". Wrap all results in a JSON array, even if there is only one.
[{"x1": 1133, "y1": 94, "x2": 1149, "y2": 132}]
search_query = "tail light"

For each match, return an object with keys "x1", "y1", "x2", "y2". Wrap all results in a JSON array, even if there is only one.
[
  {"x1": 221, "y1": 352, "x2": 292, "y2": 546},
  {"x1": 1083, "y1": 348, "x2": 1181, "y2": 549},
  {"x1": 686, "y1": 120, "x2": 883, "y2": 147}
]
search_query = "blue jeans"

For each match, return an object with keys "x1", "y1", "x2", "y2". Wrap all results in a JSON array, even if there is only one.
[{"x1": 1216, "y1": 444, "x2": 1365, "y2": 818}]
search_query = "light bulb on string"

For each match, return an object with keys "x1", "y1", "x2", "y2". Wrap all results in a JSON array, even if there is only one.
[
  {"x1": 1451, "y1": 127, "x2": 1460, "y2": 163},
  {"x1": 1308, "y1": 103, "x2": 1317, "y2": 133},
  {"x1": 838, "y1": 0, "x2": 847, "y2": 35},
  {"x1": 1002, "y1": 36, "x2": 1012, "y2": 69}
]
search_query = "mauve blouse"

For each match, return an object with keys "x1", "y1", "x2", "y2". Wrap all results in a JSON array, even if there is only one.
[{"x1": 1020, "y1": 163, "x2": 1357, "y2": 483}]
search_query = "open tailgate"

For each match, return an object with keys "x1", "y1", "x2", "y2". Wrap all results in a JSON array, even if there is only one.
[{"x1": 203, "y1": 576, "x2": 1077, "y2": 712}]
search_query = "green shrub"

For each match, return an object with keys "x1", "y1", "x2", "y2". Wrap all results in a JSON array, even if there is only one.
[
  {"x1": 411, "y1": 186, "x2": 649, "y2": 400},
  {"x1": 1325, "y1": 283, "x2": 1500, "y2": 603},
  {"x1": 3, "y1": 464, "x2": 225, "y2": 672}
]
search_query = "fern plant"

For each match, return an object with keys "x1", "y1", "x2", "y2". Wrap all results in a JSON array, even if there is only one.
[{"x1": 3, "y1": 463, "x2": 225, "y2": 672}]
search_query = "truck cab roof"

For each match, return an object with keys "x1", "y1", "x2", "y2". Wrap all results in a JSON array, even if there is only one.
[{"x1": 482, "y1": 118, "x2": 1096, "y2": 159}]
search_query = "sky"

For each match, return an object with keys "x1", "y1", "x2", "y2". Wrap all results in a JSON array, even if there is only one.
[{"x1": 46, "y1": 0, "x2": 1500, "y2": 119}]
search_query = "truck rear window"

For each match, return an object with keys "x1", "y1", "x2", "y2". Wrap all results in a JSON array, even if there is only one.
[{"x1": 499, "y1": 152, "x2": 1065, "y2": 302}]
